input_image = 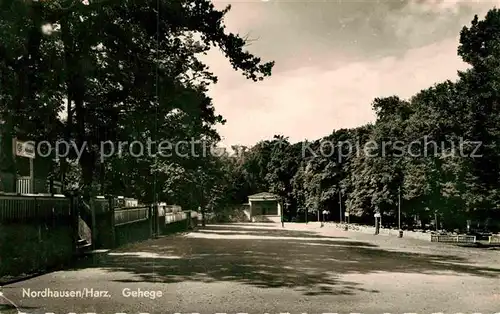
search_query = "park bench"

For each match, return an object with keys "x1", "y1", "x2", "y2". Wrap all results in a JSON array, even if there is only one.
[
  {"x1": 431, "y1": 234, "x2": 476, "y2": 243},
  {"x1": 489, "y1": 234, "x2": 500, "y2": 244}
]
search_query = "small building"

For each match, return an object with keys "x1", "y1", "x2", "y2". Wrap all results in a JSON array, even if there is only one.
[
  {"x1": 248, "y1": 192, "x2": 282, "y2": 222},
  {"x1": 0, "y1": 121, "x2": 60, "y2": 194}
]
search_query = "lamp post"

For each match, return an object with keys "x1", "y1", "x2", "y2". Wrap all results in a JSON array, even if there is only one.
[
  {"x1": 435, "y1": 211, "x2": 438, "y2": 232},
  {"x1": 398, "y1": 186, "x2": 403, "y2": 238},
  {"x1": 282, "y1": 201, "x2": 289, "y2": 228},
  {"x1": 281, "y1": 201, "x2": 284, "y2": 227},
  {"x1": 398, "y1": 187, "x2": 401, "y2": 229},
  {"x1": 339, "y1": 189, "x2": 342, "y2": 223},
  {"x1": 374, "y1": 207, "x2": 380, "y2": 235}
]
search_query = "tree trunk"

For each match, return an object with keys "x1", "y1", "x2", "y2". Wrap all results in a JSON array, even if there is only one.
[
  {"x1": 61, "y1": 15, "x2": 97, "y2": 247},
  {"x1": 99, "y1": 161, "x2": 105, "y2": 195}
]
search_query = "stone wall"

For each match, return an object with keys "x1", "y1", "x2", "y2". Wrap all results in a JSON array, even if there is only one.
[{"x1": 115, "y1": 218, "x2": 152, "y2": 247}]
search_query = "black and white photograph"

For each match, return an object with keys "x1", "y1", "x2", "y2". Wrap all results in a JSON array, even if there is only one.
[{"x1": 1, "y1": 0, "x2": 500, "y2": 313}]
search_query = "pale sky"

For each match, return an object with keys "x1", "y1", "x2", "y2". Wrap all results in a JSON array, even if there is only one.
[{"x1": 203, "y1": 0, "x2": 499, "y2": 146}]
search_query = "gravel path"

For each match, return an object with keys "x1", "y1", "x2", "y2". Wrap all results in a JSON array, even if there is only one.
[{"x1": 1, "y1": 222, "x2": 499, "y2": 314}]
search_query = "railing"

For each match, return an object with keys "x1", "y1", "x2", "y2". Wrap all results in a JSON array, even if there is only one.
[
  {"x1": 0, "y1": 193, "x2": 190, "y2": 225},
  {"x1": 114, "y1": 206, "x2": 149, "y2": 226},
  {"x1": 431, "y1": 234, "x2": 476, "y2": 243},
  {"x1": 16, "y1": 177, "x2": 32, "y2": 194},
  {"x1": 14, "y1": 177, "x2": 62, "y2": 194},
  {"x1": 0, "y1": 193, "x2": 70, "y2": 221},
  {"x1": 81, "y1": 196, "x2": 136, "y2": 216}
]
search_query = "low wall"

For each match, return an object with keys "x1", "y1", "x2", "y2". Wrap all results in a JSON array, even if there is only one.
[
  {"x1": 92, "y1": 205, "x2": 152, "y2": 249},
  {"x1": 160, "y1": 218, "x2": 188, "y2": 235},
  {"x1": 115, "y1": 218, "x2": 152, "y2": 247},
  {"x1": 95, "y1": 211, "x2": 115, "y2": 249},
  {"x1": 158, "y1": 211, "x2": 198, "y2": 235},
  {"x1": 92, "y1": 208, "x2": 198, "y2": 249},
  {"x1": 0, "y1": 220, "x2": 74, "y2": 281}
]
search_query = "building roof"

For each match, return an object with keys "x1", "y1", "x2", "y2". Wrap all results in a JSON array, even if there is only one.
[{"x1": 248, "y1": 192, "x2": 280, "y2": 201}]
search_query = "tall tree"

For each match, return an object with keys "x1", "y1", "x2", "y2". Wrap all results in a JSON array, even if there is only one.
[{"x1": 1, "y1": 0, "x2": 274, "y2": 203}]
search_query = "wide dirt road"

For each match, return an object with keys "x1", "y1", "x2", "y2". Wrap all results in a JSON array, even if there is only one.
[{"x1": 1, "y1": 223, "x2": 500, "y2": 314}]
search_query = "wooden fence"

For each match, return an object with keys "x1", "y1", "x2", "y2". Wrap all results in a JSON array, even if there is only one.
[
  {"x1": 0, "y1": 193, "x2": 71, "y2": 221},
  {"x1": 114, "y1": 206, "x2": 150, "y2": 226},
  {"x1": 1, "y1": 192, "x2": 195, "y2": 242},
  {"x1": 430, "y1": 234, "x2": 476, "y2": 243},
  {"x1": 0, "y1": 193, "x2": 77, "y2": 280}
]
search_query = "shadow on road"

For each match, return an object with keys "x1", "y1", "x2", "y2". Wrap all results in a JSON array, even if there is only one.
[
  {"x1": 213, "y1": 223, "x2": 278, "y2": 228},
  {"x1": 196, "y1": 225, "x2": 354, "y2": 241},
  {"x1": 0, "y1": 303, "x2": 39, "y2": 313},
  {"x1": 73, "y1": 224, "x2": 500, "y2": 296}
]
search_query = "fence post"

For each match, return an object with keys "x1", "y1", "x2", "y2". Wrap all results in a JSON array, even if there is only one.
[
  {"x1": 153, "y1": 203, "x2": 159, "y2": 238},
  {"x1": 68, "y1": 191, "x2": 79, "y2": 257},
  {"x1": 107, "y1": 195, "x2": 115, "y2": 248},
  {"x1": 149, "y1": 204, "x2": 154, "y2": 239}
]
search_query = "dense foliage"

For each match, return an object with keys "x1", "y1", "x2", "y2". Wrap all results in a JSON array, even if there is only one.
[
  {"x1": 3, "y1": 2, "x2": 500, "y2": 231},
  {"x1": 0, "y1": 0, "x2": 273, "y2": 225},
  {"x1": 216, "y1": 10, "x2": 500, "y2": 231}
]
